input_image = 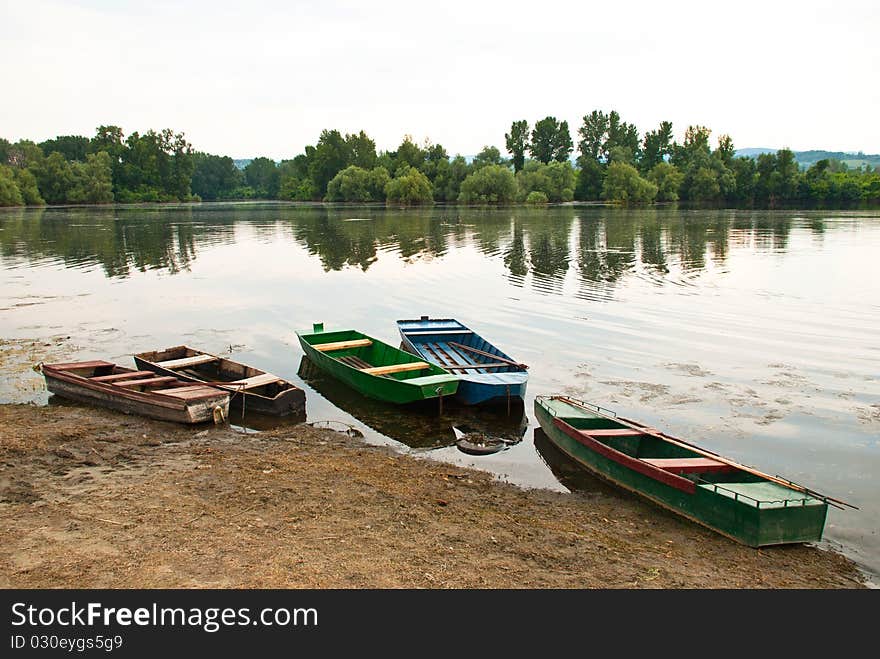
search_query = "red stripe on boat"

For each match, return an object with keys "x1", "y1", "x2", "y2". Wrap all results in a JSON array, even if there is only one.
[{"x1": 553, "y1": 417, "x2": 697, "y2": 494}]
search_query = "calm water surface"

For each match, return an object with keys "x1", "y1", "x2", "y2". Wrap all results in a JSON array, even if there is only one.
[{"x1": 1, "y1": 203, "x2": 878, "y2": 581}]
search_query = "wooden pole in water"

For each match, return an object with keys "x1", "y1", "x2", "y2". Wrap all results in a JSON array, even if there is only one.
[{"x1": 552, "y1": 396, "x2": 857, "y2": 510}]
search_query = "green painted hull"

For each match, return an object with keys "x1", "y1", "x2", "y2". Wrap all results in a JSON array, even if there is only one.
[
  {"x1": 535, "y1": 396, "x2": 828, "y2": 547},
  {"x1": 297, "y1": 327, "x2": 458, "y2": 404}
]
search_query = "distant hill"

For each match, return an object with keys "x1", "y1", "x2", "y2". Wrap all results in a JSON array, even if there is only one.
[
  {"x1": 233, "y1": 159, "x2": 252, "y2": 170},
  {"x1": 735, "y1": 148, "x2": 880, "y2": 169}
]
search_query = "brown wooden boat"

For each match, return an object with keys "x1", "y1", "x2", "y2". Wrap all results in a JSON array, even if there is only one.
[
  {"x1": 41, "y1": 360, "x2": 230, "y2": 424},
  {"x1": 133, "y1": 346, "x2": 305, "y2": 417}
]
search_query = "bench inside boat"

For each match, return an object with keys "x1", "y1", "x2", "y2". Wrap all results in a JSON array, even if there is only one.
[
  {"x1": 43, "y1": 361, "x2": 224, "y2": 400},
  {"x1": 134, "y1": 346, "x2": 291, "y2": 397},
  {"x1": 305, "y1": 330, "x2": 448, "y2": 383},
  {"x1": 558, "y1": 412, "x2": 774, "y2": 485}
]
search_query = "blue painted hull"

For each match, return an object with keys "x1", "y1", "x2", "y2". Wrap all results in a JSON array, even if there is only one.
[
  {"x1": 397, "y1": 317, "x2": 528, "y2": 406},
  {"x1": 453, "y1": 376, "x2": 528, "y2": 406}
]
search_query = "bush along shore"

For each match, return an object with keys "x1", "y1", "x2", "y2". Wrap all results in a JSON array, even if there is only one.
[{"x1": 2, "y1": 111, "x2": 879, "y2": 210}]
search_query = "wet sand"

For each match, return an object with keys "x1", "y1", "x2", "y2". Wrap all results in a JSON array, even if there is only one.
[{"x1": 0, "y1": 403, "x2": 865, "y2": 589}]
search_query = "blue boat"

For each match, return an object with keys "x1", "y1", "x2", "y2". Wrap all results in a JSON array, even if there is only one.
[{"x1": 397, "y1": 317, "x2": 528, "y2": 406}]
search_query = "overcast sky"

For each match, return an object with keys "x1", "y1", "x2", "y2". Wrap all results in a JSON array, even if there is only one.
[{"x1": 2, "y1": 0, "x2": 878, "y2": 159}]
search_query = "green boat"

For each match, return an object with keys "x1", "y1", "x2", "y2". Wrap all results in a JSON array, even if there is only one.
[
  {"x1": 296, "y1": 324, "x2": 459, "y2": 404},
  {"x1": 535, "y1": 395, "x2": 836, "y2": 547}
]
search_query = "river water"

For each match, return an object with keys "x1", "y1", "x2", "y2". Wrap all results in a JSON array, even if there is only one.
[{"x1": 1, "y1": 202, "x2": 878, "y2": 582}]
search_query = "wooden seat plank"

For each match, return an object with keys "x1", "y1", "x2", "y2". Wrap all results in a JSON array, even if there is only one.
[
  {"x1": 114, "y1": 376, "x2": 179, "y2": 388},
  {"x1": 45, "y1": 360, "x2": 115, "y2": 371},
  {"x1": 91, "y1": 371, "x2": 156, "y2": 382},
  {"x1": 155, "y1": 387, "x2": 226, "y2": 400},
  {"x1": 641, "y1": 457, "x2": 734, "y2": 474},
  {"x1": 155, "y1": 354, "x2": 218, "y2": 369},
  {"x1": 360, "y1": 362, "x2": 430, "y2": 376},
  {"x1": 225, "y1": 373, "x2": 282, "y2": 390},
  {"x1": 313, "y1": 339, "x2": 372, "y2": 352}
]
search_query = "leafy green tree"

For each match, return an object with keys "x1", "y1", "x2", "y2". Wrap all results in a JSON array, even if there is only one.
[
  {"x1": 33, "y1": 151, "x2": 74, "y2": 204},
  {"x1": 505, "y1": 120, "x2": 529, "y2": 173},
  {"x1": 529, "y1": 117, "x2": 572, "y2": 164},
  {"x1": 32, "y1": 150, "x2": 113, "y2": 204},
  {"x1": 715, "y1": 134, "x2": 735, "y2": 167},
  {"x1": 244, "y1": 157, "x2": 280, "y2": 198},
  {"x1": 6, "y1": 140, "x2": 44, "y2": 169},
  {"x1": 526, "y1": 190, "x2": 548, "y2": 204},
  {"x1": 640, "y1": 121, "x2": 674, "y2": 173},
  {"x1": 39, "y1": 135, "x2": 90, "y2": 161},
  {"x1": 577, "y1": 110, "x2": 608, "y2": 165},
  {"x1": 689, "y1": 166, "x2": 721, "y2": 202},
  {"x1": 516, "y1": 160, "x2": 575, "y2": 202},
  {"x1": 12, "y1": 168, "x2": 44, "y2": 205},
  {"x1": 0, "y1": 138, "x2": 10, "y2": 165},
  {"x1": 309, "y1": 130, "x2": 352, "y2": 195},
  {"x1": 345, "y1": 131, "x2": 378, "y2": 170},
  {"x1": 574, "y1": 160, "x2": 604, "y2": 200},
  {"x1": 471, "y1": 145, "x2": 505, "y2": 170},
  {"x1": 672, "y1": 125, "x2": 712, "y2": 166},
  {"x1": 647, "y1": 162, "x2": 683, "y2": 201},
  {"x1": 392, "y1": 136, "x2": 425, "y2": 174},
  {"x1": 458, "y1": 164, "x2": 517, "y2": 203},
  {"x1": 278, "y1": 154, "x2": 315, "y2": 200},
  {"x1": 385, "y1": 166, "x2": 433, "y2": 205},
  {"x1": 91, "y1": 125, "x2": 126, "y2": 191},
  {"x1": 553, "y1": 121, "x2": 574, "y2": 163},
  {"x1": 325, "y1": 165, "x2": 390, "y2": 201},
  {"x1": 672, "y1": 125, "x2": 721, "y2": 203},
  {"x1": 862, "y1": 172, "x2": 880, "y2": 204},
  {"x1": 605, "y1": 112, "x2": 640, "y2": 164},
  {"x1": 601, "y1": 161, "x2": 657, "y2": 204},
  {"x1": 191, "y1": 153, "x2": 243, "y2": 200},
  {"x1": 76, "y1": 152, "x2": 114, "y2": 203},
  {"x1": 168, "y1": 131, "x2": 195, "y2": 200},
  {"x1": 755, "y1": 149, "x2": 801, "y2": 207},
  {"x1": 431, "y1": 155, "x2": 469, "y2": 202},
  {"x1": 577, "y1": 110, "x2": 639, "y2": 166},
  {"x1": 419, "y1": 142, "x2": 450, "y2": 189},
  {"x1": 730, "y1": 157, "x2": 756, "y2": 206},
  {"x1": 117, "y1": 128, "x2": 194, "y2": 201},
  {"x1": 0, "y1": 165, "x2": 24, "y2": 206}
]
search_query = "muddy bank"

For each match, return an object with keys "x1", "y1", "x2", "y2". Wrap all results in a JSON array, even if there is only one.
[{"x1": 0, "y1": 403, "x2": 865, "y2": 589}]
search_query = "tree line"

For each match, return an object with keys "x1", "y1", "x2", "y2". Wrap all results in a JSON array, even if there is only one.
[{"x1": 2, "y1": 115, "x2": 879, "y2": 208}]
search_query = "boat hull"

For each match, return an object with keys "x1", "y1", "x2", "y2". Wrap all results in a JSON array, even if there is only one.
[
  {"x1": 297, "y1": 328, "x2": 458, "y2": 404},
  {"x1": 43, "y1": 364, "x2": 229, "y2": 425},
  {"x1": 133, "y1": 348, "x2": 305, "y2": 418},
  {"x1": 534, "y1": 396, "x2": 828, "y2": 547},
  {"x1": 397, "y1": 317, "x2": 527, "y2": 406}
]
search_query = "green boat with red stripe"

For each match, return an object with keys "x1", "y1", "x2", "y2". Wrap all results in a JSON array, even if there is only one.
[
  {"x1": 297, "y1": 323, "x2": 459, "y2": 404},
  {"x1": 535, "y1": 395, "x2": 847, "y2": 547}
]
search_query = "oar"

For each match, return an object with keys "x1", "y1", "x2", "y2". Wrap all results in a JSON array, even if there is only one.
[
  {"x1": 552, "y1": 395, "x2": 858, "y2": 510},
  {"x1": 448, "y1": 342, "x2": 528, "y2": 370}
]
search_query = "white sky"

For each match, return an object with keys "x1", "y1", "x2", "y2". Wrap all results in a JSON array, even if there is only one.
[{"x1": 2, "y1": 0, "x2": 878, "y2": 159}]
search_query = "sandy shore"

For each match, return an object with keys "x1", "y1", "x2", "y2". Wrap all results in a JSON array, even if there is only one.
[{"x1": 0, "y1": 402, "x2": 865, "y2": 589}]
